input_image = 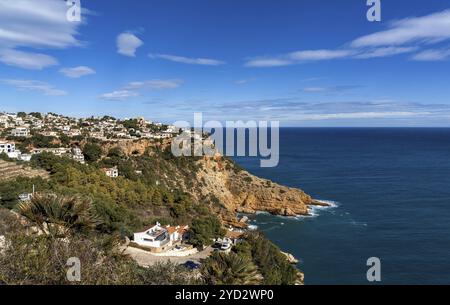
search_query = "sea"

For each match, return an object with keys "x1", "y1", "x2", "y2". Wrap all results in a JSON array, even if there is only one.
[{"x1": 232, "y1": 128, "x2": 450, "y2": 284}]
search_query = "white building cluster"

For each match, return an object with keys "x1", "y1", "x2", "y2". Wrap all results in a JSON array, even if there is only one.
[{"x1": 0, "y1": 111, "x2": 180, "y2": 163}]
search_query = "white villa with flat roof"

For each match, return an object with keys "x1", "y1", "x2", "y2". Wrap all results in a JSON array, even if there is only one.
[{"x1": 133, "y1": 222, "x2": 189, "y2": 253}]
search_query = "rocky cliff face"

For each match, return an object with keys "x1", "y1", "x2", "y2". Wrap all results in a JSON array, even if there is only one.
[
  {"x1": 191, "y1": 155, "x2": 325, "y2": 226},
  {"x1": 98, "y1": 139, "x2": 157, "y2": 156},
  {"x1": 97, "y1": 139, "x2": 325, "y2": 226}
]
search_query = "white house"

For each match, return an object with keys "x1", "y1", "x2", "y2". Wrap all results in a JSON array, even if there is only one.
[
  {"x1": 31, "y1": 147, "x2": 69, "y2": 156},
  {"x1": 67, "y1": 129, "x2": 81, "y2": 137},
  {"x1": 18, "y1": 193, "x2": 33, "y2": 201},
  {"x1": 134, "y1": 222, "x2": 171, "y2": 250},
  {"x1": 72, "y1": 147, "x2": 83, "y2": 155},
  {"x1": 165, "y1": 125, "x2": 179, "y2": 134},
  {"x1": 166, "y1": 224, "x2": 189, "y2": 243},
  {"x1": 0, "y1": 235, "x2": 5, "y2": 252},
  {"x1": 59, "y1": 125, "x2": 71, "y2": 132},
  {"x1": 18, "y1": 154, "x2": 32, "y2": 162},
  {"x1": 40, "y1": 131, "x2": 58, "y2": 137},
  {"x1": 133, "y1": 223, "x2": 189, "y2": 252},
  {"x1": 0, "y1": 115, "x2": 8, "y2": 128},
  {"x1": 152, "y1": 133, "x2": 172, "y2": 139},
  {"x1": 71, "y1": 147, "x2": 85, "y2": 164},
  {"x1": 0, "y1": 141, "x2": 20, "y2": 159},
  {"x1": 11, "y1": 127, "x2": 29, "y2": 137},
  {"x1": 102, "y1": 167, "x2": 119, "y2": 178},
  {"x1": 72, "y1": 153, "x2": 85, "y2": 163},
  {"x1": 0, "y1": 142, "x2": 15, "y2": 154}
]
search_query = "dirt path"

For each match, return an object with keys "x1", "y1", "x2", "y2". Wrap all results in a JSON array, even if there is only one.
[{"x1": 123, "y1": 246, "x2": 213, "y2": 267}]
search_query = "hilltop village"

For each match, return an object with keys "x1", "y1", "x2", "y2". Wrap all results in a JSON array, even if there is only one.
[{"x1": 0, "y1": 111, "x2": 179, "y2": 163}]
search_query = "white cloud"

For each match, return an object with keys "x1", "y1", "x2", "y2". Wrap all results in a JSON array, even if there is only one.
[
  {"x1": 245, "y1": 46, "x2": 416, "y2": 67},
  {"x1": 150, "y1": 53, "x2": 225, "y2": 66},
  {"x1": 245, "y1": 10, "x2": 450, "y2": 67},
  {"x1": 0, "y1": 0, "x2": 82, "y2": 49},
  {"x1": 117, "y1": 32, "x2": 143, "y2": 57},
  {"x1": 2, "y1": 79, "x2": 67, "y2": 96},
  {"x1": 0, "y1": 0, "x2": 84, "y2": 69},
  {"x1": 300, "y1": 77, "x2": 326, "y2": 82},
  {"x1": 297, "y1": 111, "x2": 427, "y2": 121},
  {"x1": 302, "y1": 87, "x2": 329, "y2": 93},
  {"x1": 351, "y1": 10, "x2": 450, "y2": 48},
  {"x1": 244, "y1": 58, "x2": 292, "y2": 67},
  {"x1": 234, "y1": 78, "x2": 255, "y2": 85},
  {"x1": 302, "y1": 85, "x2": 362, "y2": 93},
  {"x1": 411, "y1": 48, "x2": 450, "y2": 61},
  {"x1": 245, "y1": 49, "x2": 353, "y2": 67},
  {"x1": 59, "y1": 66, "x2": 96, "y2": 78},
  {"x1": 124, "y1": 79, "x2": 184, "y2": 90},
  {"x1": 100, "y1": 90, "x2": 139, "y2": 101},
  {"x1": 0, "y1": 49, "x2": 58, "y2": 70},
  {"x1": 203, "y1": 98, "x2": 450, "y2": 124},
  {"x1": 101, "y1": 79, "x2": 183, "y2": 101},
  {"x1": 289, "y1": 49, "x2": 353, "y2": 61},
  {"x1": 355, "y1": 47, "x2": 418, "y2": 59}
]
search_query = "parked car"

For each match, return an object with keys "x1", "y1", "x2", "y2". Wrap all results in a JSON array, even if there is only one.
[{"x1": 183, "y1": 260, "x2": 200, "y2": 270}]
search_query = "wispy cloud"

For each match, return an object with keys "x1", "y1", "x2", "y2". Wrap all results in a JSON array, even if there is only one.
[
  {"x1": 100, "y1": 79, "x2": 183, "y2": 101},
  {"x1": 59, "y1": 66, "x2": 96, "y2": 78},
  {"x1": 354, "y1": 46, "x2": 418, "y2": 59},
  {"x1": 100, "y1": 90, "x2": 139, "y2": 101},
  {"x1": 290, "y1": 50, "x2": 353, "y2": 61},
  {"x1": 0, "y1": 0, "x2": 82, "y2": 49},
  {"x1": 199, "y1": 98, "x2": 450, "y2": 123},
  {"x1": 2, "y1": 79, "x2": 67, "y2": 96},
  {"x1": 244, "y1": 58, "x2": 292, "y2": 68},
  {"x1": 124, "y1": 79, "x2": 184, "y2": 90},
  {"x1": 149, "y1": 53, "x2": 225, "y2": 66},
  {"x1": 117, "y1": 32, "x2": 143, "y2": 57},
  {"x1": 0, "y1": 49, "x2": 58, "y2": 70},
  {"x1": 244, "y1": 9, "x2": 450, "y2": 67},
  {"x1": 411, "y1": 48, "x2": 450, "y2": 61},
  {"x1": 351, "y1": 10, "x2": 450, "y2": 48},
  {"x1": 245, "y1": 49, "x2": 354, "y2": 67},
  {"x1": 0, "y1": 0, "x2": 84, "y2": 69},
  {"x1": 234, "y1": 78, "x2": 255, "y2": 85},
  {"x1": 302, "y1": 85, "x2": 362, "y2": 93},
  {"x1": 300, "y1": 77, "x2": 326, "y2": 82},
  {"x1": 295, "y1": 111, "x2": 428, "y2": 120}
]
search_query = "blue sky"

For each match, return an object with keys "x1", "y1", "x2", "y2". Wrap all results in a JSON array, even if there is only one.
[{"x1": 1, "y1": 0, "x2": 450, "y2": 126}]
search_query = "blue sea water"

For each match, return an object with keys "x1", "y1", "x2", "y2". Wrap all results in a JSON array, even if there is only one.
[{"x1": 233, "y1": 128, "x2": 450, "y2": 285}]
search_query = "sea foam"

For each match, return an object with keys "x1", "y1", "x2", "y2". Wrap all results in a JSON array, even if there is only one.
[{"x1": 307, "y1": 199, "x2": 339, "y2": 218}]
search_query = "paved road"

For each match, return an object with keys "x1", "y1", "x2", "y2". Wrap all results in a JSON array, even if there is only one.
[{"x1": 123, "y1": 246, "x2": 213, "y2": 267}]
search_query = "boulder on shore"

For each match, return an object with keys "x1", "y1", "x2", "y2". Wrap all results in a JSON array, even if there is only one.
[{"x1": 281, "y1": 251, "x2": 299, "y2": 264}]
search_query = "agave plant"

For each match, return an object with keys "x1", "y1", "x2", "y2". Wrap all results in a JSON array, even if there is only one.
[
  {"x1": 17, "y1": 193, "x2": 101, "y2": 237},
  {"x1": 201, "y1": 251, "x2": 260, "y2": 285}
]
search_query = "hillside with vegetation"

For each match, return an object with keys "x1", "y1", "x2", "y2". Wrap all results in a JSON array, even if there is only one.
[{"x1": 0, "y1": 112, "x2": 307, "y2": 285}]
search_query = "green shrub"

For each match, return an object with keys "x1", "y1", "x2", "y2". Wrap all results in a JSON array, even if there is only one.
[
  {"x1": 83, "y1": 143, "x2": 103, "y2": 163},
  {"x1": 189, "y1": 215, "x2": 225, "y2": 247}
]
